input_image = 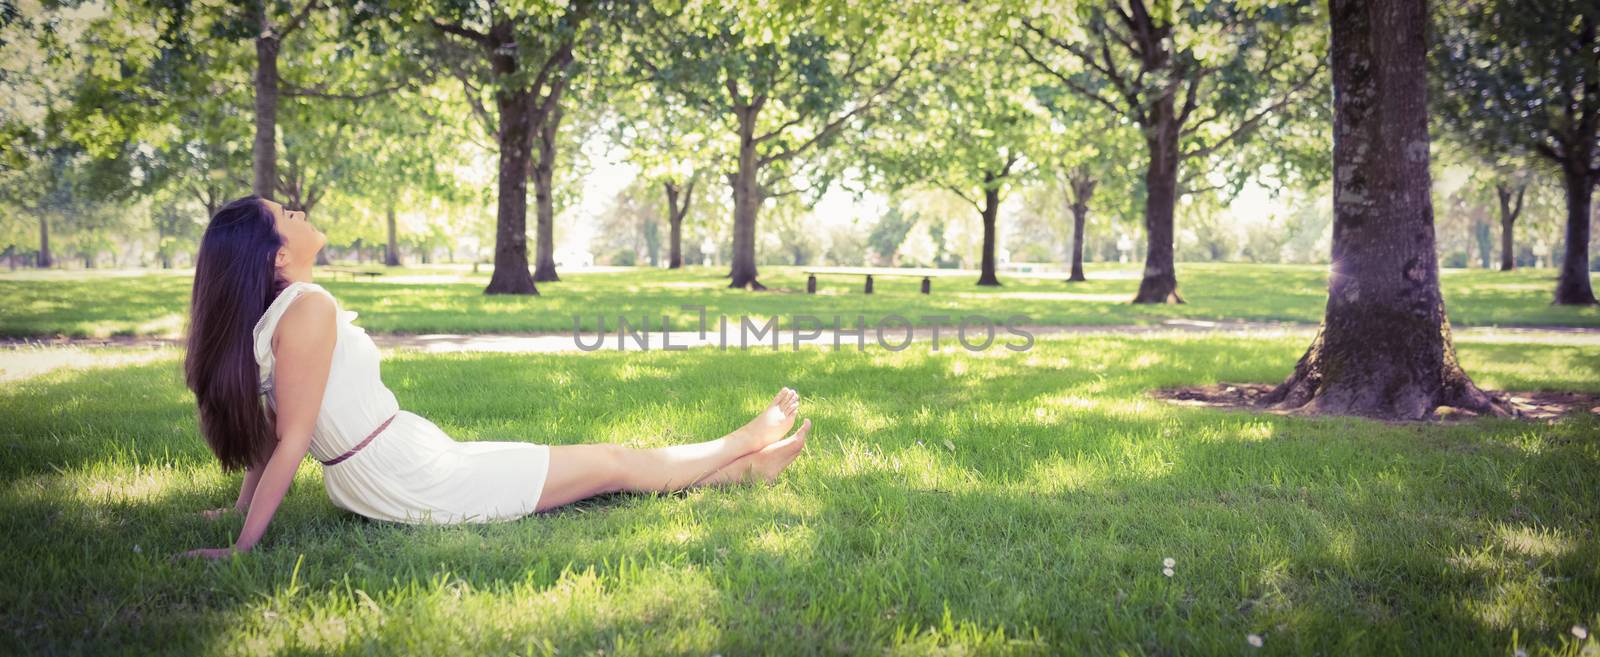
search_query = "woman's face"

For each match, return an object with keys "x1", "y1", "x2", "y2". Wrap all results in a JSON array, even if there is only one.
[{"x1": 266, "y1": 199, "x2": 325, "y2": 272}]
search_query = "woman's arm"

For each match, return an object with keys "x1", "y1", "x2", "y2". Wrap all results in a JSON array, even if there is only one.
[
  {"x1": 200, "y1": 467, "x2": 261, "y2": 520},
  {"x1": 235, "y1": 465, "x2": 263, "y2": 511},
  {"x1": 185, "y1": 291, "x2": 337, "y2": 559}
]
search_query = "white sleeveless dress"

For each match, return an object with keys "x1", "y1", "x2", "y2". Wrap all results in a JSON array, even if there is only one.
[{"x1": 252, "y1": 281, "x2": 551, "y2": 524}]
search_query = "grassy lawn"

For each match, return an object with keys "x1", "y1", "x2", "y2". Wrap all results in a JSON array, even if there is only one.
[
  {"x1": 2, "y1": 336, "x2": 1597, "y2": 655},
  {"x1": 2, "y1": 263, "x2": 1596, "y2": 338}
]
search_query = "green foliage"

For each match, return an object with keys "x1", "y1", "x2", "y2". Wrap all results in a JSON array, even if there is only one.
[{"x1": 1433, "y1": 0, "x2": 1600, "y2": 174}]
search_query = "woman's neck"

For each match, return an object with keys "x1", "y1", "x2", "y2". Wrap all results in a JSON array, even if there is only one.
[{"x1": 280, "y1": 263, "x2": 314, "y2": 284}]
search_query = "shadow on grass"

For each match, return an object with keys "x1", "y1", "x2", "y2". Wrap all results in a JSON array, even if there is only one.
[{"x1": 1, "y1": 339, "x2": 1597, "y2": 654}]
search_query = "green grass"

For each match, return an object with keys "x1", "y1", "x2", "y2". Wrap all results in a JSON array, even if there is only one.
[
  {"x1": 2, "y1": 263, "x2": 1596, "y2": 338},
  {"x1": 2, "y1": 336, "x2": 1597, "y2": 655}
]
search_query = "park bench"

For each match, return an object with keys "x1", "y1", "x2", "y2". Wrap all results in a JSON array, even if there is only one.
[
  {"x1": 802, "y1": 267, "x2": 946, "y2": 294},
  {"x1": 325, "y1": 268, "x2": 383, "y2": 281}
]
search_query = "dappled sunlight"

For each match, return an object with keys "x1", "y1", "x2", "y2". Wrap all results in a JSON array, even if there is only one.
[
  {"x1": 1447, "y1": 531, "x2": 1580, "y2": 632},
  {"x1": 610, "y1": 362, "x2": 673, "y2": 383},
  {"x1": 80, "y1": 468, "x2": 189, "y2": 505},
  {"x1": 133, "y1": 313, "x2": 186, "y2": 335},
  {"x1": 823, "y1": 438, "x2": 983, "y2": 493},
  {"x1": 1234, "y1": 421, "x2": 1278, "y2": 442},
  {"x1": 1494, "y1": 524, "x2": 1578, "y2": 560},
  {"x1": 1034, "y1": 392, "x2": 1172, "y2": 425},
  {"x1": 1012, "y1": 457, "x2": 1102, "y2": 496},
  {"x1": 971, "y1": 291, "x2": 1131, "y2": 302},
  {"x1": 7, "y1": 265, "x2": 1594, "y2": 340},
  {"x1": 219, "y1": 564, "x2": 725, "y2": 655},
  {"x1": 3, "y1": 327, "x2": 1598, "y2": 654},
  {"x1": 740, "y1": 523, "x2": 818, "y2": 563}
]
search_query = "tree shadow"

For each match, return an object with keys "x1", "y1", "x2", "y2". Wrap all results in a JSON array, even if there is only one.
[{"x1": 3, "y1": 341, "x2": 1597, "y2": 654}]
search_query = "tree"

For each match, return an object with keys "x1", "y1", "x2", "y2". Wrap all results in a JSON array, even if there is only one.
[
  {"x1": 1433, "y1": 0, "x2": 1599, "y2": 302},
  {"x1": 607, "y1": 78, "x2": 714, "y2": 270},
  {"x1": 628, "y1": 0, "x2": 925, "y2": 289},
  {"x1": 398, "y1": 0, "x2": 597, "y2": 294},
  {"x1": 1033, "y1": 93, "x2": 1143, "y2": 282},
  {"x1": 0, "y1": 2, "x2": 149, "y2": 268},
  {"x1": 1018, "y1": 0, "x2": 1326, "y2": 302},
  {"x1": 1493, "y1": 179, "x2": 1526, "y2": 271},
  {"x1": 1063, "y1": 166, "x2": 1097, "y2": 281},
  {"x1": 1264, "y1": 0, "x2": 1506, "y2": 420},
  {"x1": 861, "y1": 13, "x2": 1049, "y2": 286}
]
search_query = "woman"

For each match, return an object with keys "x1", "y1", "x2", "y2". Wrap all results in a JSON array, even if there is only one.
[{"x1": 180, "y1": 196, "x2": 810, "y2": 559}]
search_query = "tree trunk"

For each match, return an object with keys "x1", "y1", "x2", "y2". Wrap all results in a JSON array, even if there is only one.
[
  {"x1": 1067, "y1": 172, "x2": 1096, "y2": 283},
  {"x1": 36, "y1": 214, "x2": 51, "y2": 268},
  {"x1": 1471, "y1": 203, "x2": 1493, "y2": 268},
  {"x1": 251, "y1": 1, "x2": 279, "y2": 198},
  {"x1": 531, "y1": 105, "x2": 563, "y2": 282},
  {"x1": 1264, "y1": 0, "x2": 1507, "y2": 420},
  {"x1": 976, "y1": 173, "x2": 1002, "y2": 286},
  {"x1": 665, "y1": 181, "x2": 691, "y2": 269},
  {"x1": 1133, "y1": 96, "x2": 1183, "y2": 303},
  {"x1": 1554, "y1": 164, "x2": 1597, "y2": 304},
  {"x1": 728, "y1": 110, "x2": 765, "y2": 290},
  {"x1": 1496, "y1": 182, "x2": 1523, "y2": 272},
  {"x1": 485, "y1": 86, "x2": 539, "y2": 295},
  {"x1": 385, "y1": 202, "x2": 401, "y2": 267}
]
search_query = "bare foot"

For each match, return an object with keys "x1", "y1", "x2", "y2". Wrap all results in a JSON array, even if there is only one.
[
  {"x1": 747, "y1": 418, "x2": 810, "y2": 484},
  {"x1": 727, "y1": 388, "x2": 800, "y2": 451}
]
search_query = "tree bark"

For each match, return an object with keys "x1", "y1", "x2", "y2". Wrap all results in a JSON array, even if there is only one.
[
  {"x1": 1133, "y1": 95, "x2": 1183, "y2": 303},
  {"x1": 728, "y1": 108, "x2": 766, "y2": 290},
  {"x1": 531, "y1": 104, "x2": 564, "y2": 282},
  {"x1": 1496, "y1": 182, "x2": 1523, "y2": 272},
  {"x1": 385, "y1": 202, "x2": 401, "y2": 267},
  {"x1": 1264, "y1": 0, "x2": 1507, "y2": 420},
  {"x1": 251, "y1": 1, "x2": 280, "y2": 198},
  {"x1": 665, "y1": 180, "x2": 693, "y2": 269},
  {"x1": 1554, "y1": 164, "x2": 1597, "y2": 303},
  {"x1": 36, "y1": 214, "x2": 51, "y2": 268},
  {"x1": 976, "y1": 173, "x2": 1002, "y2": 286},
  {"x1": 1067, "y1": 171, "x2": 1096, "y2": 282},
  {"x1": 485, "y1": 82, "x2": 539, "y2": 294}
]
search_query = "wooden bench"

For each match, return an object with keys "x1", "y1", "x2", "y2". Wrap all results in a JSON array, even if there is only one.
[
  {"x1": 802, "y1": 267, "x2": 945, "y2": 295},
  {"x1": 325, "y1": 268, "x2": 384, "y2": 281}
]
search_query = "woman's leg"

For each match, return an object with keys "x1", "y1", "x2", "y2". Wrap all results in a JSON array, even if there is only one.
[{"x1": 535, "y1": 389, "x2": 802, "y2": 512}]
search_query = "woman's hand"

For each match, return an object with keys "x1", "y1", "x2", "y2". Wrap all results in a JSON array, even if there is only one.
[{"x1": 179, "y1": 547, "x2": 237, "y2": 560}]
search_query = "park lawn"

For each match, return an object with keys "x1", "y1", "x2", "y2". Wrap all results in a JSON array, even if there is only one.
[
  {"x1": 1, "y1": 335, "x2": 1597, "y2": 656},
  {"x1": 1, "y1": 263, "x2": 1596, "y2": 338}
]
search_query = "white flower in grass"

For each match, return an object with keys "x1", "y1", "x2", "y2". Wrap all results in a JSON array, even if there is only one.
[
  {"x1": 1574, "y1": 625, "x2": 1590, "y2": 640},
  {"x1": 1514, "y1": 648, "x2": 1528, "y2": 657},
  {"x1": 1163, "y1": 557, "x2": 1176, "y2": 568},
  {"x1": 1246, "y1": 634, "x2": 1263, "y2": 648},
  {"x1": 1162, "y1": 567, "x2": 1174, "y2": 577},
  {"x1": 132, "y1": 544, "x2": 141, "y2": 554}
]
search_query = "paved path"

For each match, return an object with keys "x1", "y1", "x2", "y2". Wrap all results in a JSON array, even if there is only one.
[{"x1": 4, "y1": 320, "x2": 1597, "y2": 383}]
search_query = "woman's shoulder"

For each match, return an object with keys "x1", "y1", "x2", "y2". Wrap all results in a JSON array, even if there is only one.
[{"x1": 253, "y1": 281, "x2": 341, "y2": 377}]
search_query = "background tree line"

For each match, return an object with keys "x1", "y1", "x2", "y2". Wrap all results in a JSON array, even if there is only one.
[{"x1": 1, "y1": 0, "x2": 1595, "y2": 305}]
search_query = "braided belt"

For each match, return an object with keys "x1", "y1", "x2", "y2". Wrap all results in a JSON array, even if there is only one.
[{"x1": 319, "y1": 413, "x2": 396, "y2": 466}]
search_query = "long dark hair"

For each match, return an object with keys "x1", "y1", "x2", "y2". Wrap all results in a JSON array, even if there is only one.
[{"x1": 183, "y1": 195, "x2": 287, "y2": 471}]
